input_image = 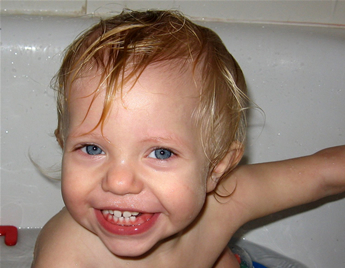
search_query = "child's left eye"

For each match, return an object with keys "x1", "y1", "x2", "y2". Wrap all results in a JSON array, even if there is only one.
[
  {"x1": 148, "y1": 148, "x2": 173, "y2": 160},
  {"x1": 81, "y1": 145, "x2": 105, "y2": 156}
]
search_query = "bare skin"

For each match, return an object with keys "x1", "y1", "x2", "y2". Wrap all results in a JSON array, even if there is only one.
[
  {"x1": 32, "y1": 145, "x2": 345, "y2": 268},
  {"x1": 31, "y1": 63, "x2": 345, "y2": 268}
]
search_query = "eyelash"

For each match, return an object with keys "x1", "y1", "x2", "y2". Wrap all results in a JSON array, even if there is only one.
[
  {"x1": 148, "y1": 148, "x2": 175, "y2": 160},
  {"x1": 77, "y1": 144, "x2": 105, "y2": 156},
  {"x1": 75, "y1": 144, "x2": 176, "y2": 160}
]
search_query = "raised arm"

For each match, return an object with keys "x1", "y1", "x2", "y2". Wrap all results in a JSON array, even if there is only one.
[{"x1": 219, "y1": 145, "x2": 345, "y2": 222}]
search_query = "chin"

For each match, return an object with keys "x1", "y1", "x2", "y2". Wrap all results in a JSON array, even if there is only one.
[{"x1": 103, "y1": 239, "x2": 159, "y2": 258}]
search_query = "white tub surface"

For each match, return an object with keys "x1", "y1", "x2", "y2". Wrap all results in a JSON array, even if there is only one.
[
  {"x1": 0, "y1": 228, "x2": 41, "y2": 268},
  {"x1": 1, "y1": 14, "x2": 345, "y2": 268}
]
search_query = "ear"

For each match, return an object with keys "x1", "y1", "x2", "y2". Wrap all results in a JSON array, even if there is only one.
[
  {"x1": 54, "y1": 129, "x2": 64, "y2": 149},
  {"x1": 206, "y1": 142, "x2": 244, "y2": 193}
]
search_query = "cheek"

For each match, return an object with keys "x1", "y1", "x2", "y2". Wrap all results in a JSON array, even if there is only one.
[
  {"x1": 164, "y1": 172, "x2": 208, "y2": 222},
  {"x1": 183, "y1": 184, "x2": 206, "y2": 214},
  {"x1": 61, "y1": 169, "x2": 79, "y2": 210},
  {"x1": 61, "y1": 158, "x2": 90, "y2": 212},
  {"x1": 177, "y1": 184, "x2": 206, "y2": 227},
  {"x1": 61, "y1": 170, "x2": 95, "y2": 231}
]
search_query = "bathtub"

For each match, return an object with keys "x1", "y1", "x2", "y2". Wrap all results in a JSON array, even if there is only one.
[{"x1": 1, "y1": 14, "x2": 345, "y2": 267}]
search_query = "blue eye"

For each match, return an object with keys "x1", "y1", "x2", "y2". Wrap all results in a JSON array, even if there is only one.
[
  {"x1": 149, "y1": 148, "x2": 172, "y2": 160},
  {"x1": 82, "y1": 145, "x2": 104, "y2": 155}
]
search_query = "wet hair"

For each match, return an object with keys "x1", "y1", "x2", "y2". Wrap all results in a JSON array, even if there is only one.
[{"x1": 53, "y1": 9, "x2": 248, "y2": 180}]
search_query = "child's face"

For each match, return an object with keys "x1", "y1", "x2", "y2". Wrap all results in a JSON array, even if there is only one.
[{"x1": 61, "y1": 62, "x2": 215, "y2": 256}]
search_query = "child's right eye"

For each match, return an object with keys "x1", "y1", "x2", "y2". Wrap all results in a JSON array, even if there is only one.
[{"x1": 81, "y1": 145, "x2": 105, "y2": 155}]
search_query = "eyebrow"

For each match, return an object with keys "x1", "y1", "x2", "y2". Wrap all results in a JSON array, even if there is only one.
[
  {"x1": 68, "y1": 131, "x2": 108, "y2": 142},
  {"x1": 68, "y1": 130, "x2": 195, "y2": 152},
  {"x1": 140, "y1": 133, "x2": 191, "y2": 150}
]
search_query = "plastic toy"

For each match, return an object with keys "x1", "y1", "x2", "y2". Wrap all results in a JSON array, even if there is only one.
[{"x1": 0, "y1": 225, "x2": 18, "y2": 246}]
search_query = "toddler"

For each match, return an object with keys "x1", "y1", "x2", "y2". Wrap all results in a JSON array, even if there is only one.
[{"x1": 32, "y1": 10, "x2": 345, "y2": 268}]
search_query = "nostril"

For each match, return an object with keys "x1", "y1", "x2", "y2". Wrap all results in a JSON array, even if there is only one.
[{"x1": 0, "y1": 225, "x2": 18, "y2": 246}]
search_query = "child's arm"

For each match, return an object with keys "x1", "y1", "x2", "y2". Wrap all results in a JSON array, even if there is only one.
[{"x1": 220, "y1": 145, "x2": 345, "y2": 222}]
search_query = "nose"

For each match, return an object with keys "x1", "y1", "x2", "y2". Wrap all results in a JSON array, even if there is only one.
[{"x1": 102, "y1": 160, "x2": 144, "y2": 195}]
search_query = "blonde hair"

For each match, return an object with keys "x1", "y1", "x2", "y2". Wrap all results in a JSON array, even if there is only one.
[{"x1": 53, "y1": 9, "x2": 248, "y2": 180}]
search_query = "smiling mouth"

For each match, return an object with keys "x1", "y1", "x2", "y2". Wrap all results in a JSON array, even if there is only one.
[{"x1": 102, "y1": 210, "x2": 153, "y2": 226}]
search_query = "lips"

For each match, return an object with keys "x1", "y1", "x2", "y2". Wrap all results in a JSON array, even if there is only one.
[{"x1": 95, "y1": 209, "x2": 159, "y2": 235}]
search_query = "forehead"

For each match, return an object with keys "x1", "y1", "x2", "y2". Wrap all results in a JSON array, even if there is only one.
[
  {"x1": 70, "y1": 60, "x2": 200, "y2": 103},
  {"x1": 67, "y1": 60, "x2": 202, "y2": 127}
]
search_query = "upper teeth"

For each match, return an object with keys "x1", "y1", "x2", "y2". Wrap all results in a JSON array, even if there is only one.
[{"x1": 102, "y1": 210, "x2": 139, "y2": 218}]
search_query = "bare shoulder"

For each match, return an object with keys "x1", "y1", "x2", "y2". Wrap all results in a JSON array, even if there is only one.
[
  {"x1": 32, "y1": 208, "x2": 95, "y2": 267},
  {"x1": 214, "y1": 145, "x2": 345, "y2": 224}
]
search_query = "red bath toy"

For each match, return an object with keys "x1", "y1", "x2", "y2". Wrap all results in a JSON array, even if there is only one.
[{"x1": 0, "y1": 225, "x2": 18, "y2": 246}]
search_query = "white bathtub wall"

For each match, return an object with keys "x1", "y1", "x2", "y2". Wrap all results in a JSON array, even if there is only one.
[
  {"x1": 1, "y1": 1, "x2": 345, "y2": 268},
  {"x1": 1, "y1": 15, "x2": 99, "y2": 227},
  {"x1": 2, "y1": 0, "x2": 345, "y2": 26}
]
